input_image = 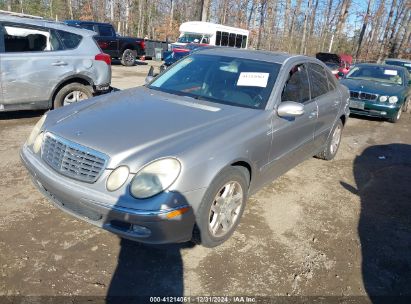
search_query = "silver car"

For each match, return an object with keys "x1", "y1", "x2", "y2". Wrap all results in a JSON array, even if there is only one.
[
  {"x1": 21, "y1": 49, "x2": 349, "y2": 247},
  {"x1": 0, "y1": 13, "x2": 111, "y2": 112}
]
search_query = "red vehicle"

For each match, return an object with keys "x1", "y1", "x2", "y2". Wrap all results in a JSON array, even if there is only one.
[{"x1": 316, "y1": 52, "x2": 352, "y2": 79}]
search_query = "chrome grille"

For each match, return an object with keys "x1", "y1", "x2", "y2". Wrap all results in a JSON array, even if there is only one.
[
  {"x1": 350, "y1": 91, "x2": 378, "y2": 101},
  {"x1": 41, "y1": 133, "x2": 108, "y2": 183}
]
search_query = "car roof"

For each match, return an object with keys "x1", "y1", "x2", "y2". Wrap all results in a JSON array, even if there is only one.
[
  {"x1": 0, "y1": 14, "x2": 95, "y2": 36},
  {"x1": 385, "y1": 58, "x2": 411, "y2": 63},
  {"x1": 193, "y1": 47, "x2": 307, "y2": 64},
  {"x1": 65, "y1": 20, "x2": 111, "y2": 27}
]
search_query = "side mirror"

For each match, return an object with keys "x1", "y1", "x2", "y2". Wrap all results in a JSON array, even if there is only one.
[
  {"x1": 145, "y1": 66, "x2": 158, "y2": 85},
  {"x1": 337, "y1": 71, "x2": 345, "y2": 78},
  {"x1": 277, "y1": 101, "x2": 305, "y2": 118}
]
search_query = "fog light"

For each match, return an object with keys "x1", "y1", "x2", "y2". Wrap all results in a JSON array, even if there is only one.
[
  {"x1": 131, "y1": 225, "x2": 151, "y2": 237},
  {"x1": 33, "y1": 132, "x2": 44, "y2": 153},
  {"x1": 381, "y1": 111, "x2": 387, "y2": 115}
]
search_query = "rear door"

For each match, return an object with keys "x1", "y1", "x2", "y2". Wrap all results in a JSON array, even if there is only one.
[
  {"x1": 267, "y1": 63, "x2": 318, "y2": 178},
  {"x1": 0, "y1": 24, "x2": 4, "y2": 107},
  {"x1": 307, "y1": 62, "x2": 341, "y2": 148}
]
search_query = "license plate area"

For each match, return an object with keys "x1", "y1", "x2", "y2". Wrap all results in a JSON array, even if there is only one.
[{"x1": 350, "y1": 100, "x2": 365, "y2": 110}]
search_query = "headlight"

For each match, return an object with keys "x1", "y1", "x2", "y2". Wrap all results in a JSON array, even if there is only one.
[
  {"x1": 379, "y1": 96, "x2": 388, "y2": 102},
  {"x1": 388, "y1": 96, "x2": 398, "y2": 104},
  {"x1": 33, "y1": 132, "x2": 44, "y2": 154},
  {"x1": 130, "y1": 158, "x2": 181, "y2": 199},
  {"x1": 27, "y1": 114, "x2": 47, "y2": 146},
  {"x1": 106, "y1": 166, "x2": 130, "y2": 192}
]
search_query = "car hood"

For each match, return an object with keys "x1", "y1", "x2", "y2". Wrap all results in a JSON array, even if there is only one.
[
  {"x1": 45, "y1": 87, "x2": 258, "y2": 171},
  {"x1": 340, "y1": 78, "x2": 405, "y2": 96}
]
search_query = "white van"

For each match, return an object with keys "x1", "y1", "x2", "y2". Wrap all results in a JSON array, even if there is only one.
[{"x1": 174, "y1": 21, "x2": 249, "y2": 49}]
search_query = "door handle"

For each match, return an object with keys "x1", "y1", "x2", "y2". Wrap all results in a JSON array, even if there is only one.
[
  {"x1": 333, "y1": 100, "x2": 340, "y2": 106},
  {"x1": 52, "y1": 61, "x2": 68, "y2": 66}
]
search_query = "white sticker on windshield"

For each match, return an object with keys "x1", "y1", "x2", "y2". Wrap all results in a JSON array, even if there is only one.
[
  {"x1": 405, "y1": 63, "x2": 411, "y2": 67},
  {"x1": 237, "y1": 72, "x2": 269, "y2": 87},
  {"x1": 384, "y1": 70, "x2": 398, "y2": 76}
]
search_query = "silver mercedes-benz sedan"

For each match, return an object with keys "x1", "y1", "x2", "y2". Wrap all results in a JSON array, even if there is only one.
[{"x1": 21, "y1": 48, "x2": 349, "y2": 247}]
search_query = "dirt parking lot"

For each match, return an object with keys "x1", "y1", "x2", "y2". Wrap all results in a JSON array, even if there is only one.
[{"x1": 0, "y1": 62, "x2": 410, "y2": 303}]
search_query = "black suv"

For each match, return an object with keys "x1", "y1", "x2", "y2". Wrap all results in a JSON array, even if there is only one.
[{"x1": 65, "y1": 20, "x2": 145, "y2": 66}]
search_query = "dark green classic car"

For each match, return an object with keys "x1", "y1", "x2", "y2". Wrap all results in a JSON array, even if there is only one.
[{"x1": 340, "y1": 63, "x2": 411, "y2": 123}]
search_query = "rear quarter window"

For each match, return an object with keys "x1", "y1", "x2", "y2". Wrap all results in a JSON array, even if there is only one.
[{"x1": 57, "y1": 30, "x2": 82, "y2": 49}]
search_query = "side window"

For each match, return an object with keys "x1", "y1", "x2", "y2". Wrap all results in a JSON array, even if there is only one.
[
  {"x1": 98, "y1": 25, "x2": 114, "y2": 37},
  {"x1": 229, "y1": 33, "x2": 236, "y2": 47},
  {"x1": 0, "y1": 25, "x2": 5, "y2": 52},
  {"x1": 281, "y1": 64, "x2": 310, "y2": 104},
  {"x1": 216, "y1": 31, "x2": 221, "y2": 46},
  {"x1": 81, "y1": 24, "x2": 95, "y2": 31},
  {"x1": 57, "y1": 30, "x2": 82, "y2": 49},
  {"x1": 221, "y1": 32, "x2": 229, "y2": 46},
  {"x1": 3, "y1": 25, "x2": 50, "y2": 52},
  {"x1": 308, "y1": 63, "x2": 330, "y2": 98},
  {"x1": 325, "y1": 68, "x2": 337, "y2": 91},
  {"x1": 235, "y1": 34, "x2": 242, "y2": 48},
  {"x1": 241, "y1": 35, "x2": 247, "y2": 48}
]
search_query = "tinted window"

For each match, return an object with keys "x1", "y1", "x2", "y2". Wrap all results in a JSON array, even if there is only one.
[
  {"x1": 98, "y1": 25, "x2": 114, "y2": 37},
  {"x1": 235, "y1": 34, "x2": 242, "y2": 48},
  {"x1": 282, "y1": 64, "x2": 310, "y2": 103},
  {"x1": 221, "y1": 32, "x2": 229, "y2": 46},
  {"x1": 216, "y1": 31, "x2": 221, "y2": 46},
  {"x1": 229, "y1": 33, "x2": 236, "y2": 47},
  {"x1": 241, "y1": 36, "x2": 247, "y2": 48},
  {"x1": 3, "y1": 25, "x2": 51, "y2": 52},
  {"x1": 80, "y1": 24, "x2": 95, "y2": 31},
  {"x1": 308, "y1": 63, "x2": 330, "y2": 98},
  {"x1": 58, "y1": 30, "x2": 82, "y2": 49},
  {"x1": 150, "y1": 54, "x2": 281, "y2": 109}
]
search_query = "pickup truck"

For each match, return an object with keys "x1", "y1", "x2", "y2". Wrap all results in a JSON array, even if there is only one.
[{"x1": 65, "y1": 20, "x2": 145, "y2": 66}]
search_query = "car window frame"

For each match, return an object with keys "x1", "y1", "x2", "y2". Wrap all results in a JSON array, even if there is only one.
[
  {"x1": 0, "y1": 21, "x2": 81, "y2": 53},
  {"x1": 307, "y1": 62, "x2": 333, "y2": 100},
  {"x1": 280, "y1": 62, "x2": 312, "y2": 105}
]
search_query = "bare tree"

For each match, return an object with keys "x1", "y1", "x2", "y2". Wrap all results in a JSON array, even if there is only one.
[{"x1": 354, "y1": 0, "x2": 374, "y2": 60}]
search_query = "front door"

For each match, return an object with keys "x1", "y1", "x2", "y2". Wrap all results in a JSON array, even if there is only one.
[{"x1": 265, "y1": 63, "x2": 318, "y2": 178}]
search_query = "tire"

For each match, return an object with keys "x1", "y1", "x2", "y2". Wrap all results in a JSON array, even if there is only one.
[
  {"x1": 53, "y1": 83, "x2": 93, "y2": 109},
  {"x1": 316, "y1": 119, "x2": 344, "y2": 161},
  {"x1": 403, "y1": 97, "x2": 410, "y2": 114},
  {"x1": 121, "y1": 49, "x2": 136, "y2": 66},
  {"x1": 192, "y1": 167, "x2": 249, "y2": 248},
  {"x1": 389, "y1": 105, "x2": 403, "y2": 123}
]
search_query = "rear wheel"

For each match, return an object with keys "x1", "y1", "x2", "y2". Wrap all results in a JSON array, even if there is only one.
[
  {"x1": 121, "y1": 49, "x2": 136, "y2": 66},
  {"x1": 53, "y1": 83, "x2": 92, "y2": 108},
  {"x1": 192, "y1": 167, "x2": 248, "y2": 247},
  {"x1": 316, "y1": 119, "x2": 343, "y2": 160}
]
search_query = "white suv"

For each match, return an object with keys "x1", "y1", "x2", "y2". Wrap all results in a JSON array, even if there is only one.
[{"x1": 0, "y1": 13, "x2": 111, "y2": 112}]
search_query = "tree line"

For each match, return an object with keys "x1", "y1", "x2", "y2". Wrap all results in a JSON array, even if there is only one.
[{"x1": 1, "y1": 0, "x2": 410, "y2": 61}]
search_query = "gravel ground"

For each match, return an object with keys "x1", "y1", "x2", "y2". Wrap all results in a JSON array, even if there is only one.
[{"x1": 0, "y1": 62, "x2": 410, "y2": 303}]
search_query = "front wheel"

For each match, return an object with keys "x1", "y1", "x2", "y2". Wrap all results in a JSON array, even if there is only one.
[
  {"x1": 193, "y1": 167, "x2": 248, "y2": 247},
  {"x1": 316, "y1": 119, "x2": 343, "y2": 161},
  {"x1": 389, "y1": 106, "x2": 402, "y2": 123},
  {"x1": 53, "y1": 83, "x2": 92, "y2": 108},
  {"x1": 121, "y1": 49, "x2": 136, "y2": 66}
]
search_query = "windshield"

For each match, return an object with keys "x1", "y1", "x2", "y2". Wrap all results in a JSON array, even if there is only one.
[
  {"x1": 325, "y1": 63, "x2": 339, "y2": 70},
  {"x1": 178, "y1": 33, "x2": 204, "y2": 43},
  {"x1": 385, "y1": 60, "x2": 411, "y2": 73},
  {"x1": 149, "y1": 54, "x2": 281, "y2": 109},
  {"x1": 346, "y1": 66, "x2": 403, "y2": 85}
]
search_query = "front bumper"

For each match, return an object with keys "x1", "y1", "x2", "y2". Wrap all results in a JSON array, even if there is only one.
[
  {"x1": 20, "y1": 145, "x2": 198, "y2": 244},
  {"x1": 349, "y1": 99, "x2": 400, "y2": 119}
]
